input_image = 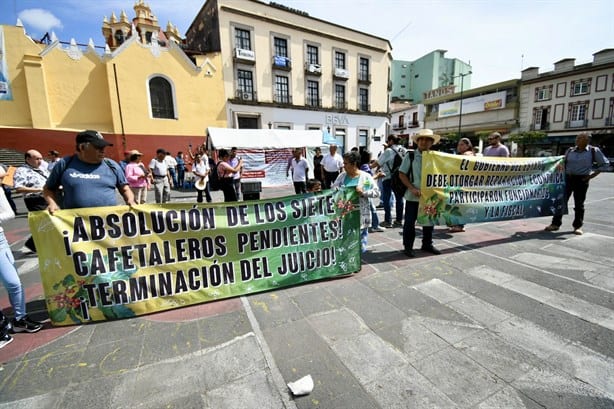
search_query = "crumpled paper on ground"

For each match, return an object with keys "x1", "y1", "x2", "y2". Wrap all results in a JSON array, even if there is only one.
[{"x1": 287, "y1": 374, "x2": 314, "y2": 396}]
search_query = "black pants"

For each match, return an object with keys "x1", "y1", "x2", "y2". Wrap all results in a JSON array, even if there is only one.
[
  {"x1": 403, "y1": 200, "x2": 434, "y2": 250},
  {"x1": 220, "y1": 178, "x2": 237, "y2": 202},
  {"x1": 323, "y1": 171, "x2": 339, "y2": 189},
  {"x1": 293, "y1": 181, "x2": 307, "y2": 194},
  {"x1": 24, "y1": 195, "x2": 48, "y2": 252},
  {"x1": 196, "y1": 182, "x2": 212, "y2": 203},
  {"x1": 551, "y1": 174, "x2": 589, "y2": 229}
]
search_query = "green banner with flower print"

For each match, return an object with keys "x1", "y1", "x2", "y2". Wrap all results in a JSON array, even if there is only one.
[
  {"x1": 29, "y1": 189, "x2": 360, "y2": 326},
  {"x1": 417, "y1": 151, "x2": 565, "y2": 225}
]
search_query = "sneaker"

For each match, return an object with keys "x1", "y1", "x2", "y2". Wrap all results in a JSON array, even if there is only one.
[
  {"x1": 403, "y1": 248, "x2": 415, "y2": 258},
  {"x1": 380, "y1": 221, "x2": 393, "y2": 228},
  {"x1": 574, "y1": 228, "x2": 583, "y2": 235},
  {"x1": 11, "y1": 316, "x2": 43, "y2": 333},
  {"x1": 369, "y1": 227, "x2": 385, "y2": 233},
  {"x1": 393, "y1": 221, "x2": 403, "y2": 227},
  {"x1": 0, "y1": 333, "x2": 13, "y2": 349},
  {"x1": 544, "y1": 224, "x2": 559, "y2": 232}
]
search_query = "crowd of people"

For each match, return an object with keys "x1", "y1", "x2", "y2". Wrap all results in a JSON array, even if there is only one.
[{"x1": 0, "y1": 128, "x2": 609, "y2": 349}]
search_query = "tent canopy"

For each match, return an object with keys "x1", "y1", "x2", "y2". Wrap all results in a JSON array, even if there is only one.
[{"x1": 207, "y1": 127, "x2": 324, "y2": 149}]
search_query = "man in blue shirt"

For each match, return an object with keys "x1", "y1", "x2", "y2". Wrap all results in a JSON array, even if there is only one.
[
  {"x1": 43, "y1": 130, "x2": 135, "y2": 213},
  {"x1": 398, "y1": 129, "x2": 442, "y2": 258},
  {"x1": 545, "y1": 132, "x2": 609, "y2": 235}
]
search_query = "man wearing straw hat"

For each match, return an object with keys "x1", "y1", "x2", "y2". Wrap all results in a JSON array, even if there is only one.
[{"x1": 398, "y1": 129, "x2": 442, "y2": 258}]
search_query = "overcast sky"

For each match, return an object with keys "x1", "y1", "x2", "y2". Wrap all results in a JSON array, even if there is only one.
[{"x1": 3, "y1": 0, "x2": 612, "y2": 88}]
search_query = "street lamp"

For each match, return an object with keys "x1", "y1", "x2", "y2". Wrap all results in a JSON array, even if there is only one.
[{"x1": 455, "y1": 70, "x2": 472, "y2": 138}]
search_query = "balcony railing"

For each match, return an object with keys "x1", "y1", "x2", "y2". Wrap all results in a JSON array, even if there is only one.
[
  {"x1": 393, "y1": 124, "x2": 407, "y2": 130},
  {"x1": 564, "y1": 119, "x2": 588, "y2": 129},
  {"x1": 235, "y1": 89, "x2": 257, "y2": 102},
  {"x1": 530, "y1": 122, "x2": 550, "y2": 131},
  {"x1": 358, "y1": 73, "x2": 371, "y2": 83},
  {"x1": 606, "y1": 117, "x2": 614, "y2": 126},
  {"x1": 334, "y1": 100, "x2": 348, "y2": 110},
  {"x1": 272, "y1": 56, "x2": 291, "y2": 70},
  {"x1": 333, "y1": 67, "x2": 349, "y2": 80},
  {"x1": 273, "y1": 93, "x2": 292, "y2": 104},
  {"x1": 408, "y1": 121, "x2": 420, "y2": 128},
  {"x1": 358, "y1": 103, "x2": 370, "y2": 112},
  {"x1": 306, "y1": 97, "x2": 322, "y2": 108}
]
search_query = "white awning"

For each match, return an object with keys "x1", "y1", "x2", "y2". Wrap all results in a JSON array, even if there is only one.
[{"x1": 206, "y1": 127, "x2": 324, "y2": 149}]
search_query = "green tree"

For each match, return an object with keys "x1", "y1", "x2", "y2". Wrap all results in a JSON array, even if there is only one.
[{"x1": 508, "y1": 131, "x2": 547, "y2": 156}]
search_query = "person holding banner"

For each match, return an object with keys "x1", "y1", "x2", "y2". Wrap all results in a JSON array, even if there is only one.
[
  {"x1": 332, "y1": 151, "x2": 380, "y2": 254},
  {"x1": 545, "y1": 132, "x2": 609, "y2": 235},
  {"x1": 43, "y1": 130, "x2": 135, "y2": 213},
  {"x1": 398, "y1": 129, "x2": 442, "y2": 258}
]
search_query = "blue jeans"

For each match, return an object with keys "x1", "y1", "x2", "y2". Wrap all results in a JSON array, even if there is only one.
[
  {"x1": 382, "y1": 179, "x2": 404, "y2": 224},
  {"x1": 370, "y1": 202, "x2": 380, "y2": 229},
  {"x1": 0, "y1": 230, "x2": 26, "y2": 320}
]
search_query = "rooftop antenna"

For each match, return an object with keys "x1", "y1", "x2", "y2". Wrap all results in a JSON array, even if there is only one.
[{"x1": 521, "y1": 54, "x2": 524, "y2": 71}]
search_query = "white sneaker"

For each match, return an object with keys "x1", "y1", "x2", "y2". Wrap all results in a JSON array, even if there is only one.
[
  {"x1": 0, "y1": 333, "x2": 13, "y2": 349},
  {"x1": 574, "y1": 228, "x2": 583, "y2": 235}
]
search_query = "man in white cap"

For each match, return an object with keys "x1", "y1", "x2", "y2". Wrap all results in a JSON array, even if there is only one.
[{"x1": 398, "y1": 129, "x2": 442, "y2": 258}]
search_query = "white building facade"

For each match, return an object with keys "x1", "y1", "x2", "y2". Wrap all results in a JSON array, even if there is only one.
[
  {"x1": 185, "y1": 0, "x2": 392, "y2": 155},
  {"x1": 518, "y1": 49, "x2": 614, "y2": 155}
]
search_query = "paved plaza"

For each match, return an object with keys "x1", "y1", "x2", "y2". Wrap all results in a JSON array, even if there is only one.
[{"x1": 1, "y1": 174, "x2": 613, "y2": 408}]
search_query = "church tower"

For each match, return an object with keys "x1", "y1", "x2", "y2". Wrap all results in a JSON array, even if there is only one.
[{"x1": 102, "y1": 1, "x2": 182, "y2": 51}]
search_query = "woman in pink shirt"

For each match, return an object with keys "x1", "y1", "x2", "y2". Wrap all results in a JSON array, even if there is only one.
[{"x1": 125, "y1": 150, "x2": 149, "y2": 204}]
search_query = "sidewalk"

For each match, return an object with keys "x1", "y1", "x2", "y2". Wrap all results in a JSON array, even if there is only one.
[{"x1": 1, "y1": 176, "x2": 613, "y2": 408}]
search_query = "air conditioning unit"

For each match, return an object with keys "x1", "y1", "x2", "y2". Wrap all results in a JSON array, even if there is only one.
[
  {"x1": 234, "y1": 47, "x2": 255, "y2": 61},
  {"x1": 334, "y1": 67, "x2": 350, "y2": 78},
  {"x1": 307, "y1": 63, "x2": 321, "y2": 74}
]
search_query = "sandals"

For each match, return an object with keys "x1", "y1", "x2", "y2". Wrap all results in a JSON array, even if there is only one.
[{"x1": 449, "y1": 226, "x2": 465, "y2": 233}]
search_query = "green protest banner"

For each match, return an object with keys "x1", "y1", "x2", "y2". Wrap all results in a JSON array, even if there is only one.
[{"x1": 29, "y1": 189, "x2": 361, "y2": 325}]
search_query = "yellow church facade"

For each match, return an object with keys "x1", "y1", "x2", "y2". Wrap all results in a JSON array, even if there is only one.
[{"x1": 0, "y1": 4, "x2": 226, "y2": 161}]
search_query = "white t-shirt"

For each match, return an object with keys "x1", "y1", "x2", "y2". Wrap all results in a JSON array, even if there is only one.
[
  {"x1": 321, "y1": 152, "x2": 343, "y2": 172},
  {"x1": 290, "y1": 157, "x2": 309, "y2": 182},
  {"x1": 149, "y1": 159, "x2": 170, "y2": 177}
]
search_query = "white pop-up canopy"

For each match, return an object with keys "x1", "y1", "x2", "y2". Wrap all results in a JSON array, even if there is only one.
[{"x1": 206, "y1": 127, "x2": 325, "y2": 149}]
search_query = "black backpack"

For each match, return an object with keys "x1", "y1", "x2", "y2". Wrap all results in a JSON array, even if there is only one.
[
  {"x1": 208, "y1": 160, "x2": 221, "y2": 191},
  {"x1": 391, "y1": 150, "x2": 414, "y2": 197}
]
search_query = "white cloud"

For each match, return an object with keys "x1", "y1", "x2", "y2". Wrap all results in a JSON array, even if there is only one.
[{"x1": 18, "y1": 8, "x2": 63, "y2": 33}]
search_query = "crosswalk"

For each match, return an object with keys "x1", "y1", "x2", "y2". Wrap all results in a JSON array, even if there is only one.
[{"x1": 307, "y1": 260, "x2": 614, "y2": 408}]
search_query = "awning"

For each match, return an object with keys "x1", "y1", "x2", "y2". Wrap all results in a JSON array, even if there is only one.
[{"x1": 206, "y1": 127, "x2": 325, "y2": 149}]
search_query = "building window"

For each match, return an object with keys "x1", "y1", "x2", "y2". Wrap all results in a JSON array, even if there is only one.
[
  {"x1": 359, "y1": 57, "x2": 370, "y2": 82},
  {"x1": 570, "y1": 79, "x2": 590, "y2": 96},
  {"x1": 335, "y1": 51, "x2": 346, "y2": 69},
  {"x1": 358, "y1": 129, "x2": 368, "y2": 148},
  {"x1": 335, "y1": 84, "x2": 346, "y2": 109},
  {"x1": 532, "y1": 107, "x2": 549, "y2": 130},
  {"x1": 274, "y1": 37, "x2": 288, "y2": 57},
  {"x1": 535, "y1": 85, "x2": 552, "y2": 102},
  {"x1": 358, "y1": 88, "x2": 369, "y2": 111},
  {"x1": 149, "y1": 76, "x2": 175, "y2": 119},
  {"x1": 306, "y1": 44, "x2": 319, "y2": 65},
  {"x1": 306, "y1": 80, "x2": 320, "y2": 107},
  {"x1": 274, "y1": 75, "x2": 290, "y2": 104},
  {"x1": 237, "y1": 69, "x2": 254, "y2": 100},
  {"x1": 567, "y1": 102, "x2": 588, "y2": 128},
  {"x1": 235, "y1": 28, "x2": 251, "y2": 50}
]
